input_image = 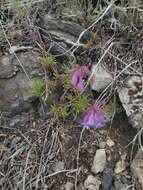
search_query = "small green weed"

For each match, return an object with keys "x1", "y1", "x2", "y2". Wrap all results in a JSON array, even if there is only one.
[
  {"x1": 32, "y1": 80, "x2": 43, "y2": 97},
  {"x1": 71, "y1": 94, "x2": 89, "y2": 114},
  {"x1": 41, "y1": 53, "x2": 55, "y2": 69},
  {"x1": 51, "y1": 104, "x2": 68, "y2": 119}
]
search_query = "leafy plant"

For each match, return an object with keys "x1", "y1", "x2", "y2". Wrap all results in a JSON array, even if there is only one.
[
  {"x1": 41, "y1": 53, "x2": 55, "y2": 69},
  {"x1": 71, "y1": 94, "x2": 89, "y2": 114},
  {"x1": 51, "y1": 104, "x2": 68, "y2": 119},
  {"x1": 32, "y1": 80, "x2": 43, "y2": 97}
]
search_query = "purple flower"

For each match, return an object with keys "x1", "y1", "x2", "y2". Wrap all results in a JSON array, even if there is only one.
[
  {"x1": 95, "y1": 109, "x2": 107, "y2": 126},
  {"x1": 81, "y1": 109, "x2": 95, "y2": 127},
  {"x1": 70, "y1": 65, "x2": 89, "y2": 92},
  {"x1": 81, "y1": 101, "x2": 107, "y2": 128}
]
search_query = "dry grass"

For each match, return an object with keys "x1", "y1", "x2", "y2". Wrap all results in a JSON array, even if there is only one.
[{"x1": 0, "y1": 119, "x2": 64, "y2": 190}]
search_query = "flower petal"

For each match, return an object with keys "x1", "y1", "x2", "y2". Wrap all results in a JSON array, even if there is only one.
[
  {"x1": 77, "y1": 78, "x2": 84, "y2": 92},
  {"x1": 81, "y1": 109, "x2": 95, "y2": 127},
  {"x1": 71, "y1": 71, "x2": 79, "y2": 86},
  {"x1": 95, "y1": 109, "x2": 107, "y2": 127}
]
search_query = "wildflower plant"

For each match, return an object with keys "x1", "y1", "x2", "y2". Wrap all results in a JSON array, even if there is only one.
[
  {"x1": 32, "y1": 49, "x2": 112, "y2": 126},
  {"x1": 69, "y1": 64, "x2": 112, "y2": 128},
  {"x1": 81, "y1": 100, "x2": 108, "y2": 128},
  {"x1": 70, "y1": 65, "x2": 89, "y2": 92}
]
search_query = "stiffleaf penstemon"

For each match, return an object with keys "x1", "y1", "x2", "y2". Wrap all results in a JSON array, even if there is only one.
[
  {"x1": 81, "y1": 100, "x2": 108, "y2": 128},
  {"x1": 70, "y1": 65, "x2": 109, "y2": 128},
  {"x1": 70, "y1": 65, "x2": 89, "y2": 92}
]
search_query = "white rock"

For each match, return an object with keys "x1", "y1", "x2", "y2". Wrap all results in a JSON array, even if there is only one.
[
  {"x1": 84, "y1": 175, "x2": 101, "y2": 190},
  {"x1": 91, "y1": 149, "x2": 106, "y2": 174},
  {"x1": 64, "y1": 182, "x2": 74, "y2": 190},
  {"x1": 118, "y1": 76, "x2": 143, "y2": 129},
  {"x1": 99, "y1": 141, "x2": 106, "y2": 149},
  {"x1": 115, "y1": 159, "x2": 126, "y2": 174},
  {"x1": 90, "y1": 64, "x2": 113, "y2": 92},
  {"x1": 131, "y1": 149, "x2": 143, "y2": 190}
]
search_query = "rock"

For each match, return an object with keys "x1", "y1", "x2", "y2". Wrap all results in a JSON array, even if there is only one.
[
  {"x1": 101, "y1": 168, "x2": 113, "y2": 190},
  {"x1": 9, "y1": 115, "x2": 29, "y2": 128},
  {"x1": 106, "y1": 137, "x2": 115, "y2": 147},
  {"x1": 39, "y1": 14, "x2": 91, "y2": 58},
  {"x1": 84, "y1": 175, "x2": 101, "y2": 190},
  {"x1": 91, "y1": 149, "x2": 106, "y2": 174},
  {"x1": 114, "y1": 176, "x2": 124, "y2": 190},
  {"x1": 115, "y1": 155, "x2": 126, "y2": 174},
  {"x1": 77, "y1": 183, "x2": 86, "y2": 190},
  {"x1": 0, "y1": 51, "x2": 42, "y2": 117},
  {"x1": 90, "y1": 64, "x2": 113, "y2": 92},
  {"x1": 64, "y1": 182, "x2": 74, "y2": 190},
  {"x1": 0, "y1": 56, "x2": 18, "y2": 78},
  {"x1": 118, "y1": 75, "x2": 143, "y2": 129},
  {"x1": 131, "y1": 149, "x2": 143, "y2": 190},
  {"x1": 99, "y1": 141, "x2": 106, "y2": 149},
  {"x1": 52, "y1": 161, "x2": 65, "y2": 172},
  {"x1": 42, "y1": 14, "x2": 91, "y2": 43}
]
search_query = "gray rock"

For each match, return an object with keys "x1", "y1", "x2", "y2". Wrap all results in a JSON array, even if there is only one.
[
  {"x1": 0, "y1": 51, "x2": 42, "y2": 116},
  {"x1": 9, "y1": 115, "x2": 29, "y2": 128},
  {"x1": 91, "y1": 149, "x2": 106, "y2": 174},
  {"x1": 39, "y1": 14, "x2": 91, "y2": 58},
  {"x1": 90, "y1": 64, "x2": 113, "y2": 92},
  {"x1": 84, "y1": 175, "x2": 101, "y2": 190},
  {"x1": 0, "y1": 56, "x2": 18, "y2": 79},
  {"x1": 42, "y1": 14, "x2": 91, "y2": 43},
  {"x1": 118, "y1": 75, "x2": 143, "y2": 129},
  {"x1": 131, "y1": 149, "x2": 143, "y2": 190}
]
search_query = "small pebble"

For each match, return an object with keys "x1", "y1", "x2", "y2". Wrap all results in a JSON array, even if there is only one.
[{"x1": 99, "y1": 141, "x2": 106, "y2": 149}]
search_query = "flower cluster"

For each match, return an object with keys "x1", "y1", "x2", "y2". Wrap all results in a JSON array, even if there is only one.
[
  {"x1": 70, "y1": 65, "x2": 109, "y2": 128},
  {"x1": 81, "y1": 100, "x2": 107, "y2": 128},
  {"x1": 70, "y1": 65, "x2": 89, "y2": 92}
]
